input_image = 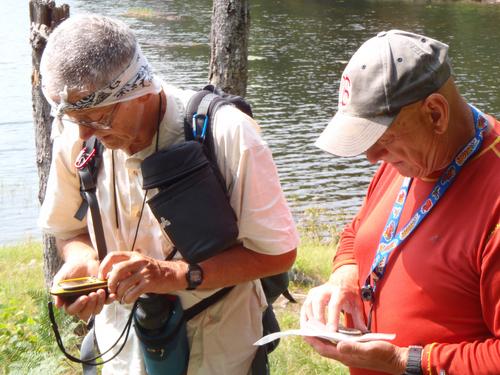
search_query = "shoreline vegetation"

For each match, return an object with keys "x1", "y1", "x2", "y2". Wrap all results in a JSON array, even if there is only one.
[{"x1": 0, "y1": 208, "x2": 349, "y2": 374}]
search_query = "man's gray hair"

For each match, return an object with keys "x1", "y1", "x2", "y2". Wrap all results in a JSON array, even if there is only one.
[{"x1": 40, "y1": 14, "x2": 137, "y2": 99}]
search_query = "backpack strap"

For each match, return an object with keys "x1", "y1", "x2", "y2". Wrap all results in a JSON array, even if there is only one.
[
  {"x1": 73, "y1": 136, "x2": 107, "y2": 261},
  {"x1": 184, "y1": 86, "x2": 294, "y2": 374},
  {"x1": 184, "y1": 84, "x2": 253, "y2": 165},
  {"x1": 184, "y1": 86, "x2": 233, "y2": 195}
]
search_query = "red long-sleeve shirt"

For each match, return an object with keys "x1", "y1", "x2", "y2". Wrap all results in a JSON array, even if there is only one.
[{"x1": 333, "y1": 116, "x2": 500, "y2": 375}]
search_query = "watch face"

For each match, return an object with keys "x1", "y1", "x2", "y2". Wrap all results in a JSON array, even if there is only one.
[
  {"x1": 190, "y1": 269, "x2": 203, "y2": 283},
  {"x1": 187, "y1": 264, "x2": 203, "y2": 290}
]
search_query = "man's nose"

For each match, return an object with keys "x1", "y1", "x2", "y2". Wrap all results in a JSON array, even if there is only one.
[
  {"x1": 79, "y1": 125, "x2": 95, "y2": 140},
  {"x1": 365, "y1": 142, "x2": 387, "y2": 164}
]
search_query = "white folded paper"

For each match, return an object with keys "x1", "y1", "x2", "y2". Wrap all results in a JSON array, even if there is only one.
[{"x1": 254, "y1": 327, "x2": 396, "y2": 346}]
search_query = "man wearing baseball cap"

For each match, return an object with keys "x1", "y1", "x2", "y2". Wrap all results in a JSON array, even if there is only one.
[{"x1": 301, "y1": 30, "x2": 499, "y2": 374}]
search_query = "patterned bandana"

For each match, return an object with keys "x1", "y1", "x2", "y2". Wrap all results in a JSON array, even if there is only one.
[{"x1": 43, "y1": 44, "x2": 162, "y2": 119}]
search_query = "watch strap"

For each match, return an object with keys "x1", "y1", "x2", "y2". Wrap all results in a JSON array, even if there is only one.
[{"x1": 403, "y1": 345, "x2": 423, "y2": 375}]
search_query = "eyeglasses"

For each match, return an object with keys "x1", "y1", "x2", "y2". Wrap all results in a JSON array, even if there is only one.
[{"x1": 62, "y1": 103, "x2": 120, "y2": 130}]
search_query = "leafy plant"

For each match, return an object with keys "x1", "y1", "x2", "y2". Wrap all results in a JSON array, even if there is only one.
[{"x1": 0, "y1": 289, "x2": 83, "y2": 374}]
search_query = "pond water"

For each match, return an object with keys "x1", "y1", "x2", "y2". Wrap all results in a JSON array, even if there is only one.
[{"x1": 1, "y1": 0, "x2": 499, "y2": 244}]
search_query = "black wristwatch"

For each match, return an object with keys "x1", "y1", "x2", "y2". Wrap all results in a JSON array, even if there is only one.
[
  {"x1": 186, "y1": 263, "x2": 203, "y2": 290},
  {"x1": 403, "y1": 346, "x2": 423, "y2": 375}
]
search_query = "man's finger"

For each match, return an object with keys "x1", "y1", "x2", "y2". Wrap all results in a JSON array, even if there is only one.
[
  {"x1": 106, "y1": 259, "x2": 148, "y2": 293},
  {"x1": 351, "y1": 305, "x2": 368, "y2": 332},
  {"x1": 98, "y1": 252, "x2": 133, "y2": 279},
  {"x1": 54, "y1": 295, "x2": 65, "y2": 308},
  {"x1": 336, "y1": 341, "x2": 361, "y2": 357},
  {"x1": 304, "y1": 336, "x2": 340, "y2": 359},
  {"x1": 120, "y1": 279, "x2": 146, "y2": 304},
  {"x1": 65, "y1": 295, "x2": 88, "y2": 316},
  {"x1": 114, "y1": 271, "x2": 144, "y2": 302},
  {"x1": 93, "y1": 289, "x2": 107, "y2": 315},
  {"x1": 77, "y1": 293, "x2": 99, "y2": 321},
  {"x1": 300, "y1": 298, "x2": 312, "y2": 326},
  {"x1": 327, "y1": 287, "x2": 341, "y2": 331},
  {"x1": 311, "y1": 290, "x2": 329, "y2": 324}
]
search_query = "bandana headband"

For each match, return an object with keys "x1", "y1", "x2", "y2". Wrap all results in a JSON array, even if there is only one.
[{"x1": 43, "y1": 44, "x2": 162, "y2": 119}]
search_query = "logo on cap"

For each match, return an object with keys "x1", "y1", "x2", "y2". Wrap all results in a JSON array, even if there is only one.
[{"x1": 339, "y1": 75, "x2": 352, "y2": 107}]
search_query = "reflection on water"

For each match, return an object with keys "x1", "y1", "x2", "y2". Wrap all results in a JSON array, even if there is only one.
[{"x1": 1, "y1": 0, "x2": 499, "y2": 244}]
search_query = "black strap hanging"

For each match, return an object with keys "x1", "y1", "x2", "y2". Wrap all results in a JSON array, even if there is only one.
[
  {"x1": 74, "y1": 135, "x2": 107, "y2": 261},
  {"x1": 48, "y1": 300, "x2": 139, "y2": 366}
]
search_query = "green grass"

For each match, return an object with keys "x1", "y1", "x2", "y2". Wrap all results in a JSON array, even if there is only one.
[
  {"x1": 0, "y1": 215, "x2": 348, "y2": 374},
  {"x1": 270, "y1": 307, "x2": 348, "y2": 375},
  {"x1": 269, "y1": 214, "x2": 348, "y2": 375},
  {"x1": 0, "y1": 242, "x2": 83, "y2": 375}
]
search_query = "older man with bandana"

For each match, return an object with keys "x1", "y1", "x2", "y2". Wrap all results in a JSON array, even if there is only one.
[{"x1": 39, "y1": 14, "x2": 298, "y2": 375}]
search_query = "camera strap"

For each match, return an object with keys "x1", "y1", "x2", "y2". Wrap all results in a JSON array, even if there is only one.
[{"x1": 48, "y1": 300, "x2": 139, "y2": 366}]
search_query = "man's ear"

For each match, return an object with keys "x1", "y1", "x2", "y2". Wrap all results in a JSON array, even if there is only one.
[{"x1": 423, "y1": 93, "x2": 449, "y2": 135}]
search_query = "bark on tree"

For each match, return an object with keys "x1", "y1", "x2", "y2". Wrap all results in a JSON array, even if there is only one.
[
  {"x1": 209, "y1": 0, "x2": 250, "y2": 97},
  {"x1": 29, "y1": 0, "x2": 69, "y2": 288}
]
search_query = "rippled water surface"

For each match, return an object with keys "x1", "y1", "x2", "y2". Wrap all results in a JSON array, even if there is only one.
[{"x1": 1, "y1": 0, "x2": 499, "y2": 244}]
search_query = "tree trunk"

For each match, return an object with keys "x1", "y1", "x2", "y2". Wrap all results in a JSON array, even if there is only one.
[
  {"x1": 29, "y1": 0, "x2": 69, "y2": 288},
  {"x1": 209, "y1": 0, "x2": 250, "y2": 97}
]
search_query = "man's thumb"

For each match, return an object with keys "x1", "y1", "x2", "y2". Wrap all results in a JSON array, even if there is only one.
[{"x1": 336, "y1": 341, "x2": 360, "y2": 355}]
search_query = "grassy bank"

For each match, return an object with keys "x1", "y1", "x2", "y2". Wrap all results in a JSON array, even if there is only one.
[
  {"x1": 0, "y1": 214, "x2": 348, "y2": 374},
  {"x1": 270, "y1": 238, "x2": 348, "y2": 375},
  {"x1": 0, "y1": 242, "x2": 82, "y2": 374}
]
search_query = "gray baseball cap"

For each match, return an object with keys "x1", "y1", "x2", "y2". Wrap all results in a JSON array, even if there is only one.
[{"x1": 315, "y1": 30, "x2": 451, "y2": 157}]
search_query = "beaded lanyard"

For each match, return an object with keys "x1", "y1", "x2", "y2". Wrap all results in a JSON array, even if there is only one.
[{"x1": 361, "y1": 105, "x2": 488, "y2": 331}]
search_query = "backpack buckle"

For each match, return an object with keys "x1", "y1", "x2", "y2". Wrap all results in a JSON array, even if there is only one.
[
  {"x1": 75, "y1": 146, "x2": 97, "y2": 170},
  {"x1": 192, "y1": 113, "x2": 209, "y2": 141}
]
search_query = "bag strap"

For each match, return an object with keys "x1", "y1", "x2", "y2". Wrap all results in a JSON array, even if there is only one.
[
  {"x1": 184, "y1": 86, "x2": 233, "y2": 195},
  {"x1": 48, "y1": 300, "x2": 139, "y2": 366},
  {"x1": 184, "y1": 84, "x2": 252, "y2": 164},
  {"x1": 74, "y1": 136, "x2": 107, "y2": 261},
  {"x1": 184, "y1": 286, "x2": 234, "y2": 321}
]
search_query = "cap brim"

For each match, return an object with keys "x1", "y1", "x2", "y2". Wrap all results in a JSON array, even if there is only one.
[{"x1": 315, "y1": 111, "x2": 395, "y2": 157}]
